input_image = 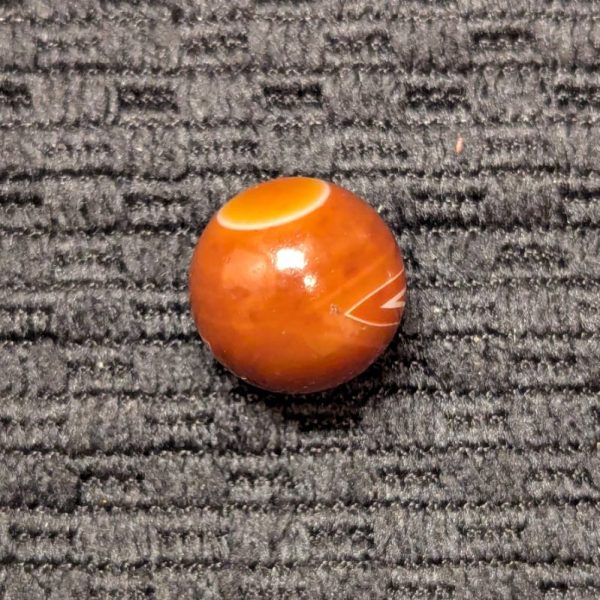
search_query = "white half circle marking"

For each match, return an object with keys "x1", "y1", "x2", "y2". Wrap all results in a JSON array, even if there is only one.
[{"x1": 217, "y1": 182, "x2": 330, "y2": 231}]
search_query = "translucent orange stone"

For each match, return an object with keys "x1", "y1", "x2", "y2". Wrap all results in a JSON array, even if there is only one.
[{"x1": 189, "y1": 177, "x2": 406, "y2": 394}]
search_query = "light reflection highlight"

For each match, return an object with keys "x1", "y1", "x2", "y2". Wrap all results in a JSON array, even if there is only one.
[{"x1": 274, "y1": 248, "x2": 306, "y2": 271}]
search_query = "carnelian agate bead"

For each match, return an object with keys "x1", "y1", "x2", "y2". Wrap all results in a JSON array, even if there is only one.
[{"x1": 189, "y1": 177, "x2": 406, "y2": 394}]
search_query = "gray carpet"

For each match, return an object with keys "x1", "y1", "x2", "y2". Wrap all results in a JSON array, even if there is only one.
[{"x1": 1, "y1": 1, "x2": 599, "y2": 598}]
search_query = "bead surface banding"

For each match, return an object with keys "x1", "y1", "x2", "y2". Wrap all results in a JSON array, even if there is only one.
[{"x1": 189, "y1": 177, "x2": 406, "y2": 394}]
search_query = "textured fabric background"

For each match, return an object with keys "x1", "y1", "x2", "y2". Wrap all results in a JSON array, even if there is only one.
[{"x1": 1, "y1": 0, "x2": 599, "y2": 598}]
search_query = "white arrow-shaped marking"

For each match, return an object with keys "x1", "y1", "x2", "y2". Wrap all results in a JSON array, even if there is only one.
[
  {"x1": 380, "y1": 287, "x2": 406, "y2": 310},
  {"x1": 344, "y1": 268, "x2": 406, "y2": 328}
]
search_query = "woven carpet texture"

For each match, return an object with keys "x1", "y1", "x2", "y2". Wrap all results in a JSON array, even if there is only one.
[{"x1": 1, "y1": 0, "x2": 599, "y2": 598}]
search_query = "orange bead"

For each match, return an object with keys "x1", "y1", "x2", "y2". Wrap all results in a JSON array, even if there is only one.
[{"x1": 189, "y1": 177, "x2": 406, "y2": 394}]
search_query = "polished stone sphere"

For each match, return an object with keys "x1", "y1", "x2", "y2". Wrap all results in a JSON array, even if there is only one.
[{"x1": 189, "y1": 177, "x2": 406, "y2": 394}]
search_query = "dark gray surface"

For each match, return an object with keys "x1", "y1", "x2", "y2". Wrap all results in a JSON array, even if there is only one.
[{"x1": 1, "y1": 1, "x2": 599, "y2": 598}]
